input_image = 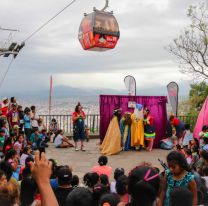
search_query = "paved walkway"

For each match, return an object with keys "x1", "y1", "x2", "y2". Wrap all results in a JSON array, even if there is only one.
[{"x1": 46, "y1": 139, "x2": 169, "y2": 180}]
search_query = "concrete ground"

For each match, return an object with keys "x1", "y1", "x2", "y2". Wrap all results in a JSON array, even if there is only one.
[{"x1": 46, "y1": 139, "x2": 169, "y2": 180}]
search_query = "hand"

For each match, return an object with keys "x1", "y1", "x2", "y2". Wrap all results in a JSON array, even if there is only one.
[{"x1": 30, "y1": 151, "x2": 52, "y2": 185}]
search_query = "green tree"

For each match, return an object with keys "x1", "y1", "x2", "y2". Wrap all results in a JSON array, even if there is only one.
[
  {"x1": 167, "y1": 2, "x2": 208, "y2": 80},
  {"x1": 187, "y1": 82, "x2": 208, "y2": 115}
]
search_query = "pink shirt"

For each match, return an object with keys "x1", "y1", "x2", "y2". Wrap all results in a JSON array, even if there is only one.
[{"x1": 91, "y1": 165, "x2": 112, "y2": 179}]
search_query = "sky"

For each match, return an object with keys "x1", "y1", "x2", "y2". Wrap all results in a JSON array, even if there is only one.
[{"x1": 0, "y1": 0, "x2": 202, "y2": 95}]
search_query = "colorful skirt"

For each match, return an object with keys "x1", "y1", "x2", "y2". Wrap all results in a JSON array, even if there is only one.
[{"x1": 144, "y1": 125, "x2": 155, "y2": 141}]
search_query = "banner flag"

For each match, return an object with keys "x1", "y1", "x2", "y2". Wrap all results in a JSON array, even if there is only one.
[
  {"x1": 167, "y1": 81, "x2": 179, "y2": 116},
  {"x1": 124, "y1": 75, "x2": 136, "y2": 96}
]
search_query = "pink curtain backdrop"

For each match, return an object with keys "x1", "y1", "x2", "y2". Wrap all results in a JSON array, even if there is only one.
[
  {"x1": 100, "y1": 95, "x2": 168, "y2": 148},
  {"x1": 194, "y1": 97, "x2": 208, "y2": 138}
]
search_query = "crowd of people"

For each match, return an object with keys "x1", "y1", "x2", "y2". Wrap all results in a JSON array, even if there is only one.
[{"x1": 1, "y1": 96, "x2": 208, "y2": 206}]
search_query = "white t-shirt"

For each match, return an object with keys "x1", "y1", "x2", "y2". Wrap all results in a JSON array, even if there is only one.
[
  {"x1": 182, "y1": 130, "x2": 193, "y2": 146},
  {"x1": 20, "y1": 154, "x2": 28, "y2": 166},
  {"x1": 31, "y1": 112, "x2": 39, "y2": 127},
  {"x1": 54, "y1": 134, "x2": 63, "y2": 147},
  {"x1": 110, "y1": 181, "x2": 116, "y2": 193}
]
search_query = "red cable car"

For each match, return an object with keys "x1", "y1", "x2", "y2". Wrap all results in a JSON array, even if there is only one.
[{"x1": 78, "y1": 0, "x2": 120, "y2": 51}]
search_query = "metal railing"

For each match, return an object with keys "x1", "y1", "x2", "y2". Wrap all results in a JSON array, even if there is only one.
[
  {"x1": 38, "y1": 114, "x2": 198, "y2": 135},
  {"x1": 39, "y1": 114, "x2": 100, "y2": 135}
]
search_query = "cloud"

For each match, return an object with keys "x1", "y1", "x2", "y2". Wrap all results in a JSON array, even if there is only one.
[{"x1": 0, "y1": 0, "x2": 200, "y2": 94}]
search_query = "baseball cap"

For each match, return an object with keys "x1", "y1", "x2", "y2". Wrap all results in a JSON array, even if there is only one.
[
  {"x1": 58, "y1": 167, "x2": 72, "y2": 184},
  {"x1": 2, "y1": 97, "x2": 8, "y2": 102}
]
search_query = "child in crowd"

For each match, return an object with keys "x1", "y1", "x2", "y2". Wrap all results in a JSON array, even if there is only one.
[
  {"x1": 13, "y1": 134, "x2": 24, "y2": 157},
  {"x1": 110, "y1": 168, "x2": 125, "y2": 193},
  {"x1": 185, "y1": 149, "x2": 192, "y2": 165},
  {"x1": 160, "y1": 151, "x2": 197, "y2": 206},
  {"x1": 182, "y1": 124, "x2": 193, "y2": 148},
  {"x1": 116, "y1": 175, "x2": 129, "y2": 205},
  {"x1": 201, "y1": 166, "x2": 208, "y2": 189},
  {"x1": 169, "y1": 187, "x2": 193, "y2": 206},
  {"x1": 92, "y1": 156, "x2": 112, "y2": 179},
  {"x1": 199, "y1": 125, "x2": 208, "y2": 147},
  {"x1": 83, "y1": 172, "x2": 99, "y2": 191},
  {"x1": 71, "y1": 175, "x2": 79, "y2": 188},
  {"x1": 190, "y1": 145, "x2": 200, "y2": 170},
  {"x1": 127, "y1": 164, "x2": 160, "y2": 206},
  {"x1": 20, "y1": 146, "x2": 32, "y2": 166},
  {"x1": 54, "y1": 130, "x2": 73, "y2": 148},
  {"x1": 203, "y1": 137, "x2": 208, "y2": 152},
  {"x1": 30, "y1": 130, "x2": 42, "y2": 150}
]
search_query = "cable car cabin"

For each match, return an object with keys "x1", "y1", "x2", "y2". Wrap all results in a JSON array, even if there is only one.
[{"x1": 78, "y1": 10, "x2": 120, "y2": 51}]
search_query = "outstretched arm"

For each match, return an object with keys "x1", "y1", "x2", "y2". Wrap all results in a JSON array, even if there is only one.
[{"x1": 31, "y1": 151, "x2": 59, "y2": 206}]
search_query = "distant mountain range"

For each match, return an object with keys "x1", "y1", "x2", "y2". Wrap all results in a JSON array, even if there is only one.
[{"x1": 0, "y1": 83, "x2": 190, "y2": 100}]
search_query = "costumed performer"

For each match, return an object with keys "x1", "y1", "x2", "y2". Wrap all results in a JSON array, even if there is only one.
[
  {"x1": 169, "y1": 115, "x2": 185, "y2": 144},
  {"x1": 120, "y1": 112, "x2": 132, "y2": 151},
  {"x1": 131, "y1": 104, "x2": 144, "y2": 150},
  {"x1": 100, "y1": 108, "x2": 122, "y2": 155},
  {"x1": 144, "y1": 108, "x2": 155, "y2": 152}
]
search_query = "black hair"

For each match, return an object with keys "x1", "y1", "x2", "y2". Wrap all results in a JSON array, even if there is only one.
[
  {"x1": 24, "y1": 107, "x2": 31, "y2": 113},
  {"x1": 75, "y1": 105, "x2": 81, "y2": 113},
  {"x1": 10, "y1": 97, "x2": 15, "y2": 103},
  {"x1": 100, "y1": 174, "x2": 109, "y2": 186},
  {"x1": 66, "y1": 187, "x2": 93, "y2": 206},
  {"x1": 0, "y1": 170, "x2": 5, "y2": 180},
  {"x1": 57, "y1": 166, "x2": 72, "y2": 186},
  {"x1": 167, "y1": 151, "x2": 190, "y2": 172},
  {"x1": 114, "y1": 168, "x2": 125, "y2": 181},
  {"x1": 202, "y1": 125, "x2": 208, "y2": 131},
  {"x1": 202, "y1": 167, "x2": 208, "y2": 176},
  {"x1": 83, "y1": 172, "x2": 99, "y2": 188},
  {"x1": 71, "y1": 175, "x2": 79, "y2": 187},
  {"x1": 0, "y1": 161, "x2": 13, "y2": 181},
  {"x1": 176, "y1": 144, "x2": 182, "y2": 151},
  {"x1": 185, "y1": 124, "x2": 190, "y2": 130},
  {"x1": 193, "y1": 138, "x2": 200, "y2": 148},
  {"x1": 170, "y1": 186, "x2": 192, "y2": 206},
  {"x1": 25, "y1": 156, "x2": 34, "y2": 168},
  {"x1": 48, "y1": 158, "x2": 58, "y2": 179},
  {"x1": 22, "y1": 147, "x2": 30, "y2": 155},
  {"x1": 201, "y1": 150, "x2": 208, "y2": 161},
  {"x1": 92, "y1": 183, "x2": 109, "y2": 206},
  {"x1": 204, "y1": 137, "x2": 208, "y2": 145},
  {"x1": 185, "y1": 149, "x2": 192, "y2": 156},
  {"x1": 191, "y1": 145, "x2": 199, "y2": 155},
  {"x1": 4, "y1": 149, "x2": 17, "y2": 162},
  {"x1": 99, "y1": 193, "x2": 120, "y2": 206},
  {"x1": 53, "y1": 130, "x2": 63, "y2": 142},
  {"x1": 51, "y1": 118, "x2": 56, "y2": 122},
  {"x1": 98, "y1": 156, "x2": 108, "y2": 166},
  {"x1": 22, "y1": 167, "x2": 32, "y2": 179},
  {"x1": 128, "y1": 165, "x2": 160, "y2": 206},
  {"x1": 116, "y1": 175, "x2": 128, "y2": 195},
  {"x1": 30, "y1": 106, "x2": 35, "y2": 111},
  {"x1": 20, "y1": 177, "x2": 37, "y2": 206}
]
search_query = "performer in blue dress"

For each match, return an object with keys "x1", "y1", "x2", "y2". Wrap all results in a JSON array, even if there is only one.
[{"x1": 120, "y1": 112, "x2": 131, "y2": 151}]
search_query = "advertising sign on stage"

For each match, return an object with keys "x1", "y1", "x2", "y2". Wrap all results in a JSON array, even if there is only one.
[{"x1": 128, "y1": 101, "x2": 136, "y2": 108}]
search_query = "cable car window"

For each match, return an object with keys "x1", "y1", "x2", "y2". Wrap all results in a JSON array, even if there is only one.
[
  {"x1": 79, "y1": 14, "x2": 93, "y2": 35},
  {"x1": 94, "y1": 13, "x2": 119, "y2": 33}
]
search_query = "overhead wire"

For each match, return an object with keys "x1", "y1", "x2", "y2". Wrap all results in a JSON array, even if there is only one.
[
  {"x1": 0, "y1": 58, "x2": 14, "y2": 89},
  {"x1": 23, "y1": 0, "x2": 77, "y2": 42},
  {"x1": 0, "y1": 0, "x2": 78, "y2": 89}
]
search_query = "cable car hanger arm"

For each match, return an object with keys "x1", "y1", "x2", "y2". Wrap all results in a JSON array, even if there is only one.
[{"x1": 101, "y1": 0, "x2": 109, "y2": 11}]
